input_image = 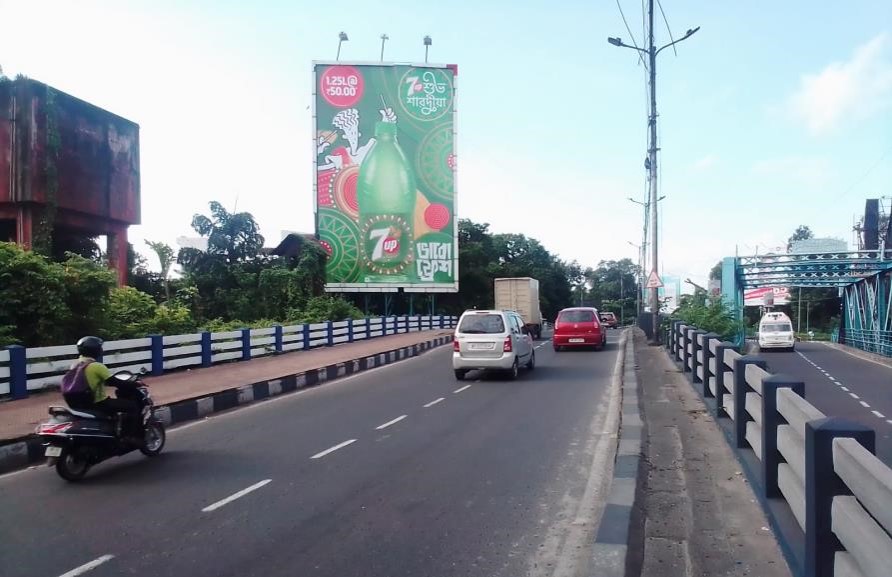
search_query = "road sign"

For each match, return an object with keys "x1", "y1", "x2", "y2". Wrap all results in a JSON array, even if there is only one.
[{"x1": 645, "y1": 271, "x2": 663, "y2": 289}]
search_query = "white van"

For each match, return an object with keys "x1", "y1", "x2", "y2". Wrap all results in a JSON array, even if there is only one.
[{"x1": 758, "y1": 312, "x2": 795, "y2": 352}]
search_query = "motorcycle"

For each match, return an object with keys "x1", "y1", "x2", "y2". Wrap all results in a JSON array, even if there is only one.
[{"x1": 37, "y1": 369, "x2": 166, "y2": 481}]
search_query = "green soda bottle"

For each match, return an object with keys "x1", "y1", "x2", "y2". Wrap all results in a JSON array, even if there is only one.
[{"x1": 357, "y1": 120, "x2": 416, "y2": 283}]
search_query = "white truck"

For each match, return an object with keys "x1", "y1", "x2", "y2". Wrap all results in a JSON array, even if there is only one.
[{"x1": 494, "y1": 277, "x2": 543, "y2": 339}]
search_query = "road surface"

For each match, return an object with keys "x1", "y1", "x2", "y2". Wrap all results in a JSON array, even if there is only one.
[
  {"x1": 0, "y1": 332, "x2": 623, "y2": 577},
  {"x1": 759, "y1": 342, "x2": 892, "y2": 465}
]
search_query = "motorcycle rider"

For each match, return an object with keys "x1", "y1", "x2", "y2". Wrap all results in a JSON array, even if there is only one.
[{"x1": 62, "y1": 336, "x2": 142, "y2": 440}]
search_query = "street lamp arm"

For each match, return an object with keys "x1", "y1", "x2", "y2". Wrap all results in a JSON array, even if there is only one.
[
  {"x1": 607, "y1": 37, "x2": 648, "y2": 53},
  {"x1": 655, "y1": 26, "x2": 700, "y2": 56}
]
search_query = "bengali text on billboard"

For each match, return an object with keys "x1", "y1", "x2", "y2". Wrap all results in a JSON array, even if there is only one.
[{"x1": 313, "y1": 63, "x2": 457, "y2": 292}]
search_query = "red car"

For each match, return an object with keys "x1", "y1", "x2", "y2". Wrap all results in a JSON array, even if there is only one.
[{"x1": 553, "y1": 307, "x2": 607, "y2": 351}]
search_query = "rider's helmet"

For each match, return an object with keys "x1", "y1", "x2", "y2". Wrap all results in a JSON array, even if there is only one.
[{"x1": 76, "y1": 336, "x2": 104, "y2": 359}]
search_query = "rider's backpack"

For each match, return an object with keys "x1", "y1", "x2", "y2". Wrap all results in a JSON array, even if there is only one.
[{"x1": 61, "y1": 360, "x2": 94, "y2": 395}]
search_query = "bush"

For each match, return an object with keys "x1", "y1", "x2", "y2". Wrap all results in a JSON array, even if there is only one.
[
  {"x1": 106, "y1": 286, "x2": 157, "y2": 339},
  {"x1": 149, "y1": 304, "x2": 196, "y2": 335},
  {"x1": 671, "y1": 295, "x2": 741, "y2": 341},
  {"x1": 288, "y1": 296, "x2": 364, "y2": 324}
]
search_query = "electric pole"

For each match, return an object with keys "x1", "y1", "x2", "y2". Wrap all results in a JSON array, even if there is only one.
[{"x1": 608, "y1": 2, "x2": 699, "y2": 343}]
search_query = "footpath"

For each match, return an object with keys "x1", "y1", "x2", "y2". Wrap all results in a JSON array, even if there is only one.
[
  {"x1": 0, "y1": 329, "x2": 453, "y2": 471},
  {"x1": 627, "y1": 329, "x2": 791, "y2": 577}
]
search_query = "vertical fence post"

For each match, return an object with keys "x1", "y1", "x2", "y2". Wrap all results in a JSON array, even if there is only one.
[
  {"x1": 699, "y1": 333, "x2": 719, "y2": 396},
  {"x1": 366, "y1": 317, "x2": 372, "y2": 340},
  {"x1": 733, "y1": 356, "x2": 767, "y2": 449},
  {"x1": 805, "y1": 418, "x2": 875, "y2": 577},
  {"x1": 761, "y1": 374, "x2": 804, "y2": 498},
  {"x1": 150, "y1": 334, "x2": 164, "y2": 376},
  {"x1": 274, "y1": 325, "x2": 283, "y2": 353},
  {"x1": 690, "y1": 330, "x2": 707, "y2": 384},
  {"x1": 241, "y1": 328, "x2": 251, "y2": 361},
  {"x1": 201, "y1": 332, "x2": 212, "y2": 367},
  {"x1": 302, "y1": 324, "x2": 311, "y2": 350},
  {"x1": 418, "y1": 315, "x2": 423, "y2": 332},
  {"x1": 712, "y1": 342, "x2": 736, "y2": 417},
  {"x1": 439, "y1": 315, "x2": 445, "y2": 329},
  {"x1": 681, "y1": 327, "x2": 694, "y2": 373},
  {"x1": 673, "y1": 322, "x2": 684, "y2": 362},
  {"x1": 348, "y1": 319, "x2": 354, "y2": 343},
  {"x1": 326, "y1": 321, "x2": 334, "y2": 346},
  {"x1": 7, "y1": 345, "x2": 28, "y2": 400}
]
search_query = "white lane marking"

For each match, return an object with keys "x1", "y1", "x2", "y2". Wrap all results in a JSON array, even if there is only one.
[
  {"x1": 453, "y1": 384, "x2": 472, "y2": 394},
  {"x1": 849, "y1": 393, "x2": 860, "y2": 400},
  {"x1": 423, "y1": 397, "x2": 445, "y2": 408},
  {"x1": 841, "y1": 387, "x2": 850, "y2": 392},
  {"x1": 202, "y1": 479, "x2": 271, "y2": 512},
  {"x1": 872, "y1": 410, "x2": 885, "y2": 419},
  {"x1": 859, "y1": 401, "x2": 871, "y2": 408},
  {"x1": 887, "y1": 420, "x2": 892, "y2": 425},
  {"x1": 58, "y1": 555, "x2": 115, "y2": 577},
  {"x1": 167, "y1": 345, "x2": 454, "y2": 435},
  {"x1": 375, "y1": 415, "x2": 407, "y2": 430},
  {"x1": 311, "y1": 439, "x2": 356, "y2": 460},
  {"x1": 828, "y1": 377, "x2": 837, "y2": 382}
]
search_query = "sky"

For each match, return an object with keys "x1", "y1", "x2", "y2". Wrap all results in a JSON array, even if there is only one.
[{"x1": 1, "y1": 0, "x2": 890, "y2": 290}]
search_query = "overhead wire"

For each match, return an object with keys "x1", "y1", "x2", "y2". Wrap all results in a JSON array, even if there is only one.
[
  {"x1": 656, "y1": 0, "x2": 677, "y2": 56},
  {"x1": 615, "y1": 0, "x2": 648, "y2": 70}
]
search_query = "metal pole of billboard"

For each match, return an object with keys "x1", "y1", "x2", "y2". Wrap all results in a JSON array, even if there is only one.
[
  {"x1": 380, "y1": 34, "x2": 389, "y2": 61},
  {"x1": 609, "y1": 2, "x2": 699, "y2": 343},
  {"x1": 424, "y1": 36, "x2": 432, "y2": 63},
  {"x1": 798, "y1": 287, "x2": 802, "y2": 334},
  {"x1": 337, "y1": 31, "x2": 349, "y2": 60}
]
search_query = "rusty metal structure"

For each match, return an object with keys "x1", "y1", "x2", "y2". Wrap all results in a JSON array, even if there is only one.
[{"x1": 0, "y1": 77, "x2": 140, "y2": 285}]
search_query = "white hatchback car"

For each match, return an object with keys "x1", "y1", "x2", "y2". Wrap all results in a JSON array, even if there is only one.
[{"x1": 452, "y1": 309, "x2": 535, "y2": 380}]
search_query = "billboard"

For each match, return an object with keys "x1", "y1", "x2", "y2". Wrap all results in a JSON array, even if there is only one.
[
  {"x1": 659, "y1": 275, "x2": 680, "y2": 313},
  {"x1": 744, "y1": 287, "x2": 791, "y2": 307},
  {"x1": 313, "y1": 62, "x2": 458, "y2": 293}
]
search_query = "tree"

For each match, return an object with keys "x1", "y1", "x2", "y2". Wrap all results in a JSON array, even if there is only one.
[
  {"x1": 709, "y1": 261, "x2": 723, "y2": 281},
  {"x1": 186, "y1": 201, "x2": 264, "y2": 264},
  {"x1": 787, "y1": 225, "x2": 814, "y2": 252},
  {"x1": 145, "y1": 240, "x2": 175, "y2": 301}
]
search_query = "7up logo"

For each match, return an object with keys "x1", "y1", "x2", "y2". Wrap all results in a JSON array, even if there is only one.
[{"x1": 370, "y1": 227, "x2": 400, "y2": 260}]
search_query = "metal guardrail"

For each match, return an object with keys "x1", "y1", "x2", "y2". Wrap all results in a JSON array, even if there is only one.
[
  {"x1": 666, "y1": 321, "x2": 892, "y2": 577},
  {"x1": 840, "y1": 329, "x2": 892, "y2": 357},
  {"x1": 0, "y1": 316, "x2": 458, "y2": 400}
]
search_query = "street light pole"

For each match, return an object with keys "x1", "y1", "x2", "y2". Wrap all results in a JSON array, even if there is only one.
[
  {"x1": 609, "y1": 4, "x2": 699, "y2": 343},
  {"x1": 336, "y1": 31, "x2": 349, "y2": 60},
  {"x1": 380, "y1": 34, "x2": 389, "y2": 61}
]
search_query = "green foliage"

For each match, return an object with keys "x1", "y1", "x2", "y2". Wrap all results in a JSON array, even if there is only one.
[
  {"x1": 150, "y1": 304, "x2": 196, "y2": 335},
  {"x1": 106, "y1": 287, "x2": 157, "y2": 339},
  {"x1": 787, "y1": 225, "x2": 814, "y2": 252},
  {"x1": 290, "y1": 296, "x2": 364, "y2": 324},
  {"x1": 60, "y1": 253, "x2": 117, "y2": 338},
  {"x1": 672, "y1": 293, "x2": 740, "y2": 341},
  {"x1": 145, "y1": 240, "x2": 175, "y2": 301},
  {"x1": 0, "y1": 242, "x2": 69, "y2": 345}
]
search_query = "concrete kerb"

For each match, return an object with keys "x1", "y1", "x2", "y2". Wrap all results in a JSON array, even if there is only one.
[
  {"x1": 590, "y1": 331, "x2": 641, "y2": 577},
  {"x1": 0, "y1": 335, "x2": 453, "y2": 475}
]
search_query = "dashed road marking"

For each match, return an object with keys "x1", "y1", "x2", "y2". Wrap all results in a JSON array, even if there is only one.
[
  {"x1": 202, "y1": 479, "x2": 271, "y2": 512},
  {"x1": 849, "y1": 393, "x2": 860, "y2": 400},
  {"x1": 454, "y1": 384, "x2": 472, "y2": 394},
  {"x1": 872, "y1": 410, "x2": 885, "y2": 419},
  {"x1": 423, "y1": 397, "x2": 445, "y2": 408},
  {"x1": 859, "y1": 401, "x2": 871, "y2": 408},
  {"x1": 375, "y1": 415, "x2": 407, "y2": 430},
  {"x1": 311, "y1": 439, "x2": 356, "y2": 460},
  {"x1": 841, "y1": 387, "x2": 850, "y2": 392},
  {"x1": 58, "y1": 555, "x2": 115, "y2": 577}
]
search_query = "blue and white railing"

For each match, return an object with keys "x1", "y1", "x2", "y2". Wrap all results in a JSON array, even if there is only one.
[{"x1": 0, "y1": 315, "x2": 457, "y2": 400}]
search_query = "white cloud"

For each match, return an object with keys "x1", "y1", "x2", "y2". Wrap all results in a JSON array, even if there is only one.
[{"x1": 788, "y1": 33, "x2": 892, "y2": 135}]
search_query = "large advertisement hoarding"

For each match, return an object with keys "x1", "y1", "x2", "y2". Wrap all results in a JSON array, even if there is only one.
[
  {"x1": 313, "y1": 62, "x2": 457, "y2": 293},
  {"x1": 744, "y1": 287, "x2": 791, "y2": 307}
]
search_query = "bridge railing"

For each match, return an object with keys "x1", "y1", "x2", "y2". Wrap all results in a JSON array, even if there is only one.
[
  {"x1": 0, "y1": 315, "x2": 457, "y2": 400},
  {"x1": 839, "y1": 329, "x2": 892, "y2": 357},
  {"x1": 666, "y1": 320, "x2": 892, "y2": 577}
]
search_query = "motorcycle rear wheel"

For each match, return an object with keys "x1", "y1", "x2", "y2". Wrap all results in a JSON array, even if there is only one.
[{"x1": 55, "y1": 449, "x2": 90, "y2": 482}]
